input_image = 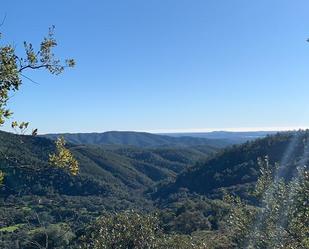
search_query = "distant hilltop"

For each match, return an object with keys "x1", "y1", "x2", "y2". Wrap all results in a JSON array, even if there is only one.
[
  {"x1": 161, "y1": 130, "x2": 278, "y2": 142},
  {"x1": 41, "y1": 130, "x2": 277, "y2": 148}
]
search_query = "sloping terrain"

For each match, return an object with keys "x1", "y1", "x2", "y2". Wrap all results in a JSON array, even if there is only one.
[
  {"x1": 0, "y1": 131, "x2": 214, "y2": 201},
  {"x1": 153, "y1": 131, "x2": 308, "y2": 200},
  {"x1": 1, "y1": 130, "x2": 307, "y2": 249},
  {"x1": 0, "y1": 130, "x2": 221, "y2": 248}
]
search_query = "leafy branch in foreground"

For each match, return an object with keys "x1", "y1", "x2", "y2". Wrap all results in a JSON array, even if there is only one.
[
  {"x1": 0, "y1": 24, "x2": 78, "y2": 182},
  {"x1": 49, "y1": 137, "x2": 79, "y2": 176},
  {"x1": 0, "y1": 25, "x2": 75, "y2": 127}
]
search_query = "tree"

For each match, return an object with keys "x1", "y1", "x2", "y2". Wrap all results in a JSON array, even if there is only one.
[
  {"x1": 24, "y1": 223, "x2": 75, "y2": 249},
  {"x1": 79, "y1": 210, "x2": 207, "y2": 249},
  {"x1": 226, "y1": 156, "x2": 309, "y2": 248},
  {"x1": 0, "y1": 24, "x2": 78, "y2": 183},
  {"x1": 49, "y1": 137, "x2": 79, "y2": 176},
  {"x1": 0, "y1": 25, "x2": 74, "y2": 126}
]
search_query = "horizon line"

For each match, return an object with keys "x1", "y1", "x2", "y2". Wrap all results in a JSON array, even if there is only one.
[
  {"x1": 37, "y1": 126, "x2": 309, "y2": 135},
  {"x1": 145, "y1": 126, "x2": 309, "y2": 134}
]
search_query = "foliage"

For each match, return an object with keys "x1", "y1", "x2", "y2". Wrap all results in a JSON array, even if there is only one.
[
  {"x1": 227, "y1": 157, "x2": 309, "y2": 249},
  {"x1": 253, "y1": 156, "x2": 277, "y2": 197},
  {"x1": 49, "y1": 137, "x2": 79, "y2": 176},
  {"x1": 25, "y1": 223, "x2": 75, "y2": 249},
  {"x1": 79, "y1": 211, "x2": 207, "y2": 249},
  {"x1": 0, "y1": 224, "x2": 24, "y2": 232},
  {"x1": 80, "y1": 211, "x2": 161, "y2": 249},
  {"x1": 157, "y1": 194, "x2": 228, "y2": 234},
  {"x1": 0, "y1": 25, "x2": 74, "y2": 127},
  {"x1": 157, "y1": 233, "x2": 207, "y2": 249},
  {"x1": 287, "y1": 167, "x2": 309, "y2": 248},
  {"x1": 0, "y1": 26, "x2": 77, "y2": 185},
  {"x1": 0, "y1": 169, "x2": 4, "y2": 185},
  {"x1": 224, "y1": 194, "x2": 257, "y2": 246},
  {"x1": 154, "y1": 131, "x2": 308, "y2": 200}
]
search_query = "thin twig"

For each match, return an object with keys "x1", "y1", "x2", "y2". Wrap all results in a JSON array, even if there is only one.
[
  {"x1": 0, "y1": 14, "x2": 7, "y2": 28},
  {"x1": 20, "y1": 73, "x2": 40, "y2": 85}
]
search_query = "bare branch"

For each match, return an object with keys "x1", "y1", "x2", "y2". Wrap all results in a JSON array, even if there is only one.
[
  {"x1": 0, "y1": 14, "x2": 7, "y2": 28},
  {"x1": 20, "y1": 73, "x2": 40, "y2": 85}
]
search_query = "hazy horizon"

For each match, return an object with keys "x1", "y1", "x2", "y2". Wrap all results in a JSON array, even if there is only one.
[{"x1": 34, "y1": 126, "x2": 308, "y2": 135}]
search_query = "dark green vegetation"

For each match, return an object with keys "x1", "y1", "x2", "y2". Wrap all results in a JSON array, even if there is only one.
[
  {"x1": 0, "y1": 130, "x2": 217, "y2": 248},
  {"x1": 42, "y1": 131, "x2": 230, "y2": 148},
  {"x1": 154, "y1": 131, "x2": 307, "y2": 201},
  {"x1": 225, "y1": 157, "x2": 309, "y2": 248},
  {"x1": 80, "y1": 210, "x2": 212, "y2": 249},
  {"x1": 0, "y1": 130, "x2": 220, "y2": 198},
  {"x1": 1, "y1": 130, "x2": 308, "y2": 248}
]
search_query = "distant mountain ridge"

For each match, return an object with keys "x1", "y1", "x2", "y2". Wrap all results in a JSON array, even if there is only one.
[
  {"x1": 42, "y1": 131, "x2": 231, "y2": 148},
  {"x1": 162, "y1": 131, "x2": 278, "y2": 143}
]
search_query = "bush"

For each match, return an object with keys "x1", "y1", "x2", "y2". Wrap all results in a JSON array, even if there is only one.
[{"x1": 79, "y1": 211, "x2": 208, "y2": 249}]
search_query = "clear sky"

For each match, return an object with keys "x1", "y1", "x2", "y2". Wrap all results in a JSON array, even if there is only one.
[{"x1": 1, "y1": 0, "x2": 309, "y2": 134}]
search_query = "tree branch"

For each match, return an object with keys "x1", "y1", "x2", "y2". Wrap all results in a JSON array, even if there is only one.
[{"x1": 18, "y1": 64, "x2": 51, "y2": 73}]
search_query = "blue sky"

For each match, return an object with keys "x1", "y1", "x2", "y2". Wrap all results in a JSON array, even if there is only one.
[{"x1": 2, "y1": 0, "x2": 309, "y2": 134}]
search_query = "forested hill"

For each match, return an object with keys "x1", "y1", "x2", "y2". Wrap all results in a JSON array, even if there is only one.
[
  {"x1": 3, "y1": 129, "x2": 305, "y2": 202},
  {"x1": 42, "y1": 131, "x2": 230, "y2": 148},
  {"x1": 1, "y1": 129, "x2": 307, "y2": 248},
  {"x1": 153, "y1": 130, "x2": 309, "y2": 200},
  {"x1": 0, "y1": 130, "x2": 213, "y2": 203},
  {"x1": 163, "y1": 131, "x2": 277, "y2": 143}
]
